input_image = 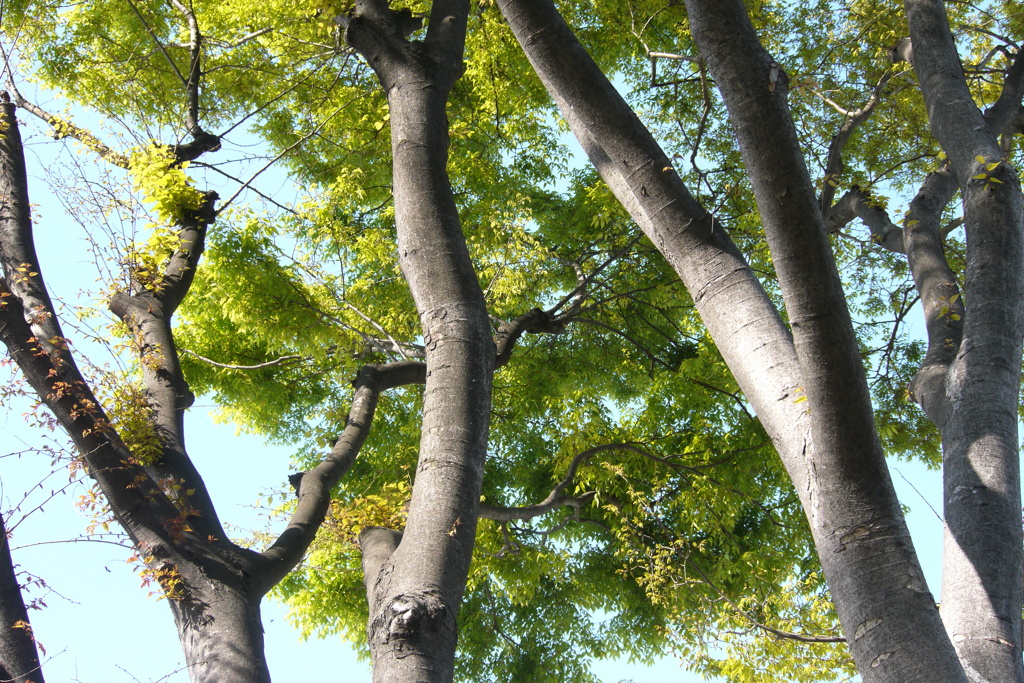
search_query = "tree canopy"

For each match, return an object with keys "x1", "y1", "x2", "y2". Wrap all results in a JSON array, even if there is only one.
[{"x1": 1, "y1": 0, "x2": 1022, "y2": 681}]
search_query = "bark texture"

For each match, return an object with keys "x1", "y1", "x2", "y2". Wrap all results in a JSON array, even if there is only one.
[
  {"x1": 905, "y1": 3, "x2": 1024, "y2": 680},
  {"x1": 494, "y1": 0, "x2": 1024, "y2": 680},
  {"x1": 344, "y1": 1, "x2": 493, "y2": 679},
  {"x1": 495, "y1": 0, "x2": 811, "y2": 494},
  {"x1": 682, "y1": 3, "x2": 963, "y2": 680},
  {"x1": 0, "y1": 515, "x2": 44, "y2": 683}
]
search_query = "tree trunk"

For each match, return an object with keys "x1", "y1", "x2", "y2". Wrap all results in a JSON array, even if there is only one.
[
  {"x1": 0, "y1": 514, "x2": 45, "y2": 683},
  {"x1": 681, "y1": 3, "x2": 964, "y2": 680},
  {"x1": 169, "y1": 571, "x2": 270, "y2": 683},
  {"x1": 344, "y1": 2, "x2": 493, "y2": 680},
  {"x1": 903, "y1": 3, "x2": 1024, "y2": 680},
  {"x1": 0, "y1": 97, "x2": 276, "y2": 683},
  {"x1": 496, "y1": 0, "x2": 980, "y2": 680}
]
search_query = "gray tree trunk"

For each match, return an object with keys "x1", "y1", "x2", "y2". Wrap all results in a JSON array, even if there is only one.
[
  {"x1": 343, "y1": 1, "x2": 494, "y2": 680},
  {"x1": 904, "y1": 2, "x2": 1024, "y2": 680}
]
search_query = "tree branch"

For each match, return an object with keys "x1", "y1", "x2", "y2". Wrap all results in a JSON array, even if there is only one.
[
  {"x1": 902, "y1": 167, "x2": 960, "y2": 426},
  {"x1": 825, "y1": 186, "x2": 904, "y2": 252},
  {"x1": 818, "y1": 69, "x2": 898, "y2": 213},
  {"x1": 493, "y1": 307, "x2": 567, "y2": 369},
  {"x1": 108, "y1": 192, "x2": 225, "y2": 540},
  {"x1": 180, "y1": 349, "x2": 304, "y2": 370},
  {"x1": 124, "y1": 0, "x2": 189, "y2": 88},
  {"x1": 257, "y1": 360, "x2": 426, "y2": 591},
  {"x1": 168, "y1": 0, "x2": 205, "y2": 137},
  {"x1": 1, "y1": 81, "x2": 130, "y2": 168},
  {"x1": 982, "y1": 42, "x2": 1024, "y2": 133}
]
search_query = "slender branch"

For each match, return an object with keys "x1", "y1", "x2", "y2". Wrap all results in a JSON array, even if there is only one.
[
  {"x1": 648, "y1": 51, "x2": 701, "y2": 62},
  {"x1": 256, "y1": 360, "x2": 426, "y2": 590},
  {"x1": 685, "y1": 553, "x2": 847, "y2": 644},
  {"x1": 573, "y1": 317, "x2": 674, "y2": 370},
  {"x1": 124, "y1": 0, "x2": 189, "y2": 87},
  {"x1": 807, "y1": 87, "x2": 855, "y2": 116},
  {"x1": 214, "y1": 99, "x2": 352, "y2": 214},
  {"x1": 168, "y1": 0, "x2": 204, "y2": 136},
  {"x1": 547, "y1": 233, "x2": 644, "y2": 318},
  {"x1": 1, "y1": 81, "x2": 130, "y2": 168},
  {"x1": 343, "y1": 301, "x2": 413, "y2": 361},
  {"x1": 180, "y1": 348, "x2": 304, "y2": 370},
  {"x1": 825, "y1": 186, "x2": 904, "y2": 252},
  {"x1": 480, "y1": 442, "x2": 749, "y2": 523},
  {"x1": 818, "y1": 68, "x2": 897, "y2": 213}
]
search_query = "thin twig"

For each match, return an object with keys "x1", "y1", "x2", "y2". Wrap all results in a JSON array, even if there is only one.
[{"x1": 180, "y1": 349, "x2": 304, "y2": 370}]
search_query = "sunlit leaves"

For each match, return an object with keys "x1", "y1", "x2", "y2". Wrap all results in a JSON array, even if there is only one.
[{"x1": 129, "y1": 144, "x2": 204, "y2": 224}]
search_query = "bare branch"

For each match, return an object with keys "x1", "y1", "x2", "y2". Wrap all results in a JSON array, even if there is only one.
[
  {"x1": 818, "y1": 68, "x2": 898, "y2": 213},
  {"x1": 124, "y1": 0, "x2": 189, "y2": 87},
  {"x1": 257, "y1": 361, "x2": 426, "y2": 590},
  {"x1": 825, "y1": 187, "x2": 904, "y2": 252},
  {"x1": 214, "y1": 99, "x2": 352, "y2": 214},
  {"x1": 648, "y1": 51, "x2": 701, "y2": 62},
  {"x1": 180, "y1": 349, "x2": 304, "y2": 370},
  {"x1": 1, "y1": 82, "x2": 130, "y2": 168},
  {"x1": 547, "y1": 233, "x2": 644, "y2": 318},
  {"x1": 168, "y1": 0, "x2": 205, "y2": 136}
]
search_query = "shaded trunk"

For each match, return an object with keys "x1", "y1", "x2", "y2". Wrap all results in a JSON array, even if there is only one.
[
  {"x1": 0, "y1": 514, "x2": 44, "y2": 683},
  {"x1": 169, "y1": 572, "x2": 270, "y2": 683},
  {"x1": 904, "y1": 2, "x2": 1024, "y2": 680}
]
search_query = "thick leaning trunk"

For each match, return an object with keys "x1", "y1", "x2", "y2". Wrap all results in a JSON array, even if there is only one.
[
  {"x1": 494, "y1": 0, "x2": 810, "y2": 489},
  {"x1": 681, "y1": 3, "x2": 965, "y2": 681},
  {"x1": 344, "y1": 2, "x2": 493, "y2": 680},
  {"x1": 497, "y1": 1, "x2": 968, "y2": 680}
]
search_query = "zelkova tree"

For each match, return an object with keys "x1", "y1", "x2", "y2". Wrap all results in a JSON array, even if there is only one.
[
  {"x1": 0, "y1": 1, "x2": 1022, "y2": 683},
  {"x1": 495, "y1": 0, "x2": 1024, "y2": 680},
  {"x1": 0, "y1": 0, "x2": 513, "y2": 678}
]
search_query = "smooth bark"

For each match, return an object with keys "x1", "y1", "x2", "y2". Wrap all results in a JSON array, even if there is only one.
[
  {"x1": 495, "y1": 0, "x2": 811, "y2": 495},
  {"x1": 344, "y1": 1, "x2": 493, "y2": 679},
  {"x1": 905, "y1": 3, "x2": 1024, "y2": 680},
  {"x1": 683, "y1": 3, "x2": 962, "y2": 679}
]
